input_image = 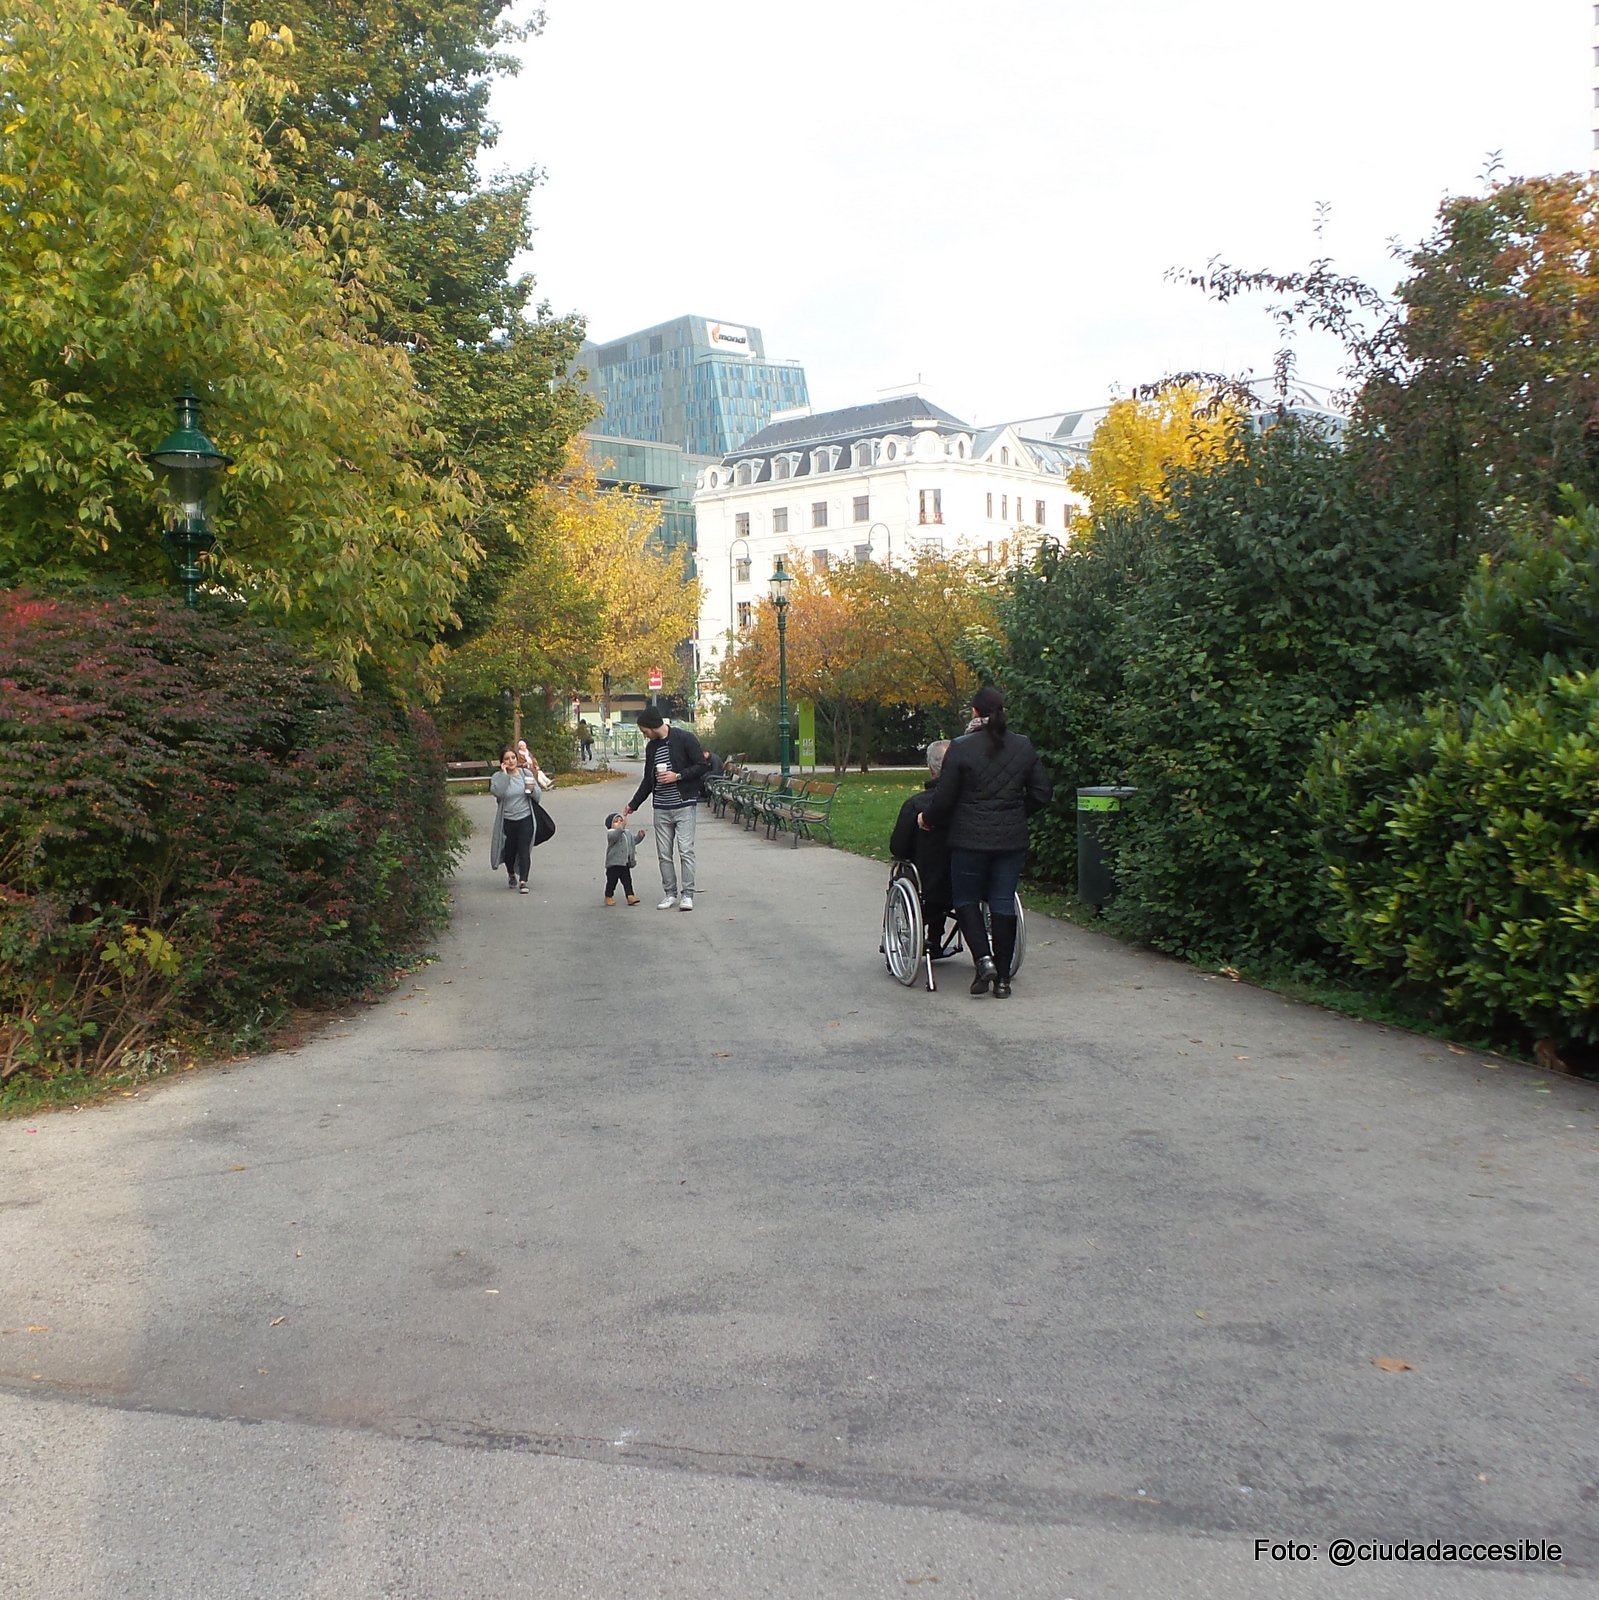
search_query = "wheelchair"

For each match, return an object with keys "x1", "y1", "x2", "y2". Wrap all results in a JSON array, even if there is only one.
[{"x1": 881, "y1": 860, "x2": 1026, "y2": 992}]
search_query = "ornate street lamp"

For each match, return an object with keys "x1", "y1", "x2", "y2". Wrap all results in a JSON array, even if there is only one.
[
  {"x1": 768, "y1": 555, "x2": 792, "y2": 785},
  {"x1": 145, "y1": 392, "x2": 231, "y2": 608},
  {"x1": 867, "y1": 520, "x2": 892, "y2": 567}
]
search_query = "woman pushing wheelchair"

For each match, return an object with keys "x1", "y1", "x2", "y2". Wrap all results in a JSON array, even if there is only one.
[{"x1": 918, "y1": 685, "x2": 1052, "y2": 998}]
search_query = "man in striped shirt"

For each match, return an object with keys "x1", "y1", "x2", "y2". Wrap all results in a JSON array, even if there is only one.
[{"x1": 622, "y1": 708, "x2": 710, "y2": 910}]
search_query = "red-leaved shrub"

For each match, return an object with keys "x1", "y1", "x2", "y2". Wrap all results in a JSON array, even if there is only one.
[{"x1": 0, "y1": 589, "x2": 465, "y2": 1078}]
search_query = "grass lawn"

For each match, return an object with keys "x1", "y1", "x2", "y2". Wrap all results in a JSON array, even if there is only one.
[{"x1": 823, "y1": 768, "x2": 926, "y2": 861}]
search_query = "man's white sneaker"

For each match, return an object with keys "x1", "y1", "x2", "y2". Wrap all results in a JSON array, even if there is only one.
[
  {"x1": 657, "y1": 894, "x2": 678, "y2": 909},
  {"x1": 679, "y1": 895, "x2": 694, "y2": 911}
]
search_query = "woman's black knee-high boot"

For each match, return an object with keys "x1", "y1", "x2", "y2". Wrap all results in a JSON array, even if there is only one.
[
  {"x1": 956, "y1": 905, "x2": 996, "y2": 994},
  {"x1": 988, "y1": 912, "x2": 1018, "y2": 998}
]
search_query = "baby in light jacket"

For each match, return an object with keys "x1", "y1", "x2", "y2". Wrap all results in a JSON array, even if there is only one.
[{"x1": 603, "y1": 813, "x2": 647, "y2": 906}]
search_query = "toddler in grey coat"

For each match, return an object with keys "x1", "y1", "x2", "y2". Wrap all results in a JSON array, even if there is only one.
[{"x1": 604, "y1": 813, "x2": 647, "y2": 905}]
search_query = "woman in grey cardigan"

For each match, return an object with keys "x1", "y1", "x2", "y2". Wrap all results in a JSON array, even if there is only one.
[{"x1": 488, "y1": 747, "x2": 538, "y2": 893}]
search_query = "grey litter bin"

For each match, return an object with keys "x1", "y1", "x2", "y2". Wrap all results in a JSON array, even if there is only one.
[{"x1": 1077, "y1": 786, "x2": 1136, "y2": 908}]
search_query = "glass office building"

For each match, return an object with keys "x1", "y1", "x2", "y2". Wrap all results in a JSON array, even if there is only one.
[
  {"x1": 578, "y1": 314, "x2": 810, "y2": 457},
  {"x1": 583, "y1": 434, "x2": 714, "y2": 575}
]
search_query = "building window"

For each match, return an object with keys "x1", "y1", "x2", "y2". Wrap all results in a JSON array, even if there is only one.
[
  {"x1": 736, "y1": 601, "x2": 752, "y2": 630},
  {"x1": 773, "y1": 457, "x2": 789, "y2": 480},
  {"x1": 919, "y1": 488, "x2": 942, "y2": 524},
  {"x1": 734, "y1": 557, "x2": 752, "y2": 582},
  {"x1": 734, "y1": 512, "x2": 750, "y2": 537},
  {"x1": 1000, "y1": 446, "x2": 1010, "y2": 465},
  {"x1": 772, "y1": 506, "x2": 788, "y2": 534},
  {"x1": 812, "y1": 549, "x2": 830, "y2": 573},
  {"x1": 1064, "y1": 503, "x2": 1071, "y2": 527},
  {"x1": 1035, "y1": 499, "x2": 1046, "y2": 525},
  {"x1": 986, "y1": 492, "x2": 994, "y2": 518},
  {"x1": 1001, "y1": 495, "x2": 1008, "y2": 519},
  {"x1": 854, "y1": 543, "x2": 871, "y2": 562},
  {"x1": 811, "y1": 501, "x2": 828, "y2": 529},
  {"x1": 853, "y1": 496, "x2": 870, "y2": 522}
]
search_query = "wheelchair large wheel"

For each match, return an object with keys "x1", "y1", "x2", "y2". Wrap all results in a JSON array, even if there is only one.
[
  {"x1": 980, "y1": 894, "x2": 1027, "y2": 979},
  {"x1": 883, "y1": 875, "x2": 925, "y2": 986}
]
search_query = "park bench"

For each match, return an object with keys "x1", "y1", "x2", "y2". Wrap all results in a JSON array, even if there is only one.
[
  {"x1": 783, "y1": 780, "x2": 839, "y2": 847},
  {"x1": 737, "y1": 773, "x2": 780, "y2": 830},
  {"x1": 445, "y1": 759, "x2": 494, "y2": 790},
  {"x1": 706, "y1": 762, "x2": 742, "y2": 818},
  {"x1": 760, "y1": 777, "x2": 808, "y2": 840}
]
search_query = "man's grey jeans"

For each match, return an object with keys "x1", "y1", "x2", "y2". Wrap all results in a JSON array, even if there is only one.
[{"x1": 653, "y1": 803, "x2": 697, "y2": 896}]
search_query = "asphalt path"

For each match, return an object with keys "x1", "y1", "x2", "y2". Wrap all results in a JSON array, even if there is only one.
[{"x1": 3, "y1": 772, "x2": 1597, "y2": 1599}]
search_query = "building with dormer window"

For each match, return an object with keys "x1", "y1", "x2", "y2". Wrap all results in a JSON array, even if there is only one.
[{"x1": 694, "y1": 395, "x2": 1084, "y2": 689}]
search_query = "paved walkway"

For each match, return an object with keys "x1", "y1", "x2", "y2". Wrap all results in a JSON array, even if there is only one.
[{"x1": 2, "y1": 777, "x2": 1597, "y2": 1599}]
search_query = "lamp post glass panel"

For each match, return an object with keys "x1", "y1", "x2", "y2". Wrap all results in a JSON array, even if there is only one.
[
  {"x1": 768, "y1": 556, "x2": 793, "y2": 784},
  {"x1": 868, "y1": 521, "x2": 891, "y2": 567},
  {"x1": 145, "y1": 392, "x2": 231, "y2": 607}
]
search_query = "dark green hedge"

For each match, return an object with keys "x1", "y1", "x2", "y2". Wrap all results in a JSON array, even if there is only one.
[
  {"x1": 1002, "y1": 426, "x2": 1466, "y2": 961},
  {"x1": 0, "y1": 589, "x2": 467, "y2": 1080},
  {"x1": 1308, "y1": 501, "x2": 1599, "y2": 1043}
]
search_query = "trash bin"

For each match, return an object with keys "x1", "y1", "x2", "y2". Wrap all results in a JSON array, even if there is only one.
[{"x1": 1077, "y1": 786, "x2": 1136, "y2": 908}]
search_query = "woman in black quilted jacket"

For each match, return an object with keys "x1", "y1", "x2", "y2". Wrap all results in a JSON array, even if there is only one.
[{"x1": 919, "y1": 685, "x2": 1052, "y2": 997}]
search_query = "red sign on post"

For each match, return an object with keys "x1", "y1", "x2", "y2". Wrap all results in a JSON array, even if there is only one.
[{"x1": 648, "y1": 668, "x2": 663, "y2": 691}]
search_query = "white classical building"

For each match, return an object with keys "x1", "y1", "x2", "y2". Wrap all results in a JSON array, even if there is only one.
[{"x1": 693, "y1": 395, "x2": 1085, "y2": 689}]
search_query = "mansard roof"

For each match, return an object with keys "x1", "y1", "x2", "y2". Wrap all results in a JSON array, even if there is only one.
[{"x1": 729, "y1": 395, "x2": 971, "y2": 459}]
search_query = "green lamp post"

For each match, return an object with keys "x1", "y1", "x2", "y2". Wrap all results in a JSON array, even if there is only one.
[
  {"x1": 145, "y1": 392, "x2": 231, "y2": 607},
  {"x1": 769, "y1": 555, "x2": 792, "y2": 785}
]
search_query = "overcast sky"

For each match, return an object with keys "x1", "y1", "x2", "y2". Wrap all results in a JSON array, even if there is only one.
[{"x1": 485, "y1": 1, "x2": 1590, "y2": 427}]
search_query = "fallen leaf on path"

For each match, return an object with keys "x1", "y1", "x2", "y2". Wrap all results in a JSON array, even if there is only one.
[
  {"x1": 713, "y1": 1051, "x2": 731, "y2": 1058},
  {"x1": 1219, "y1": 966, "x2": 1241, "y2": 980},
  {"x1": 1448, "y1": 1045, "x2": 1467, "y2": 1055},
  {"x1": 270, "y1": 1315, "x2": 287, "y2": 1327},
  {"x1": 228, "y1": 1164, "x2": 247, "y2": 1173},
  {"x1": 1372, "y1": 1356, "x2": 1413, "y2": 1372}
]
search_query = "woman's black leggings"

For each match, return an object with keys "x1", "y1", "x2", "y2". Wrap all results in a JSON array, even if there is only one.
[{"x1": 502, "y1": 813, "x2": 535, "y2": 882}]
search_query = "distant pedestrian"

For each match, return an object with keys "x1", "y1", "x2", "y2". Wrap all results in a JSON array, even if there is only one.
[
  {"x1": 622, "y1": 708, "x2": 709, "y2": 910},
  {"x1": 489, "y1": 747, "x2": 538, "y2": 893},
  {"x1": 603, "y1": 812, "x2": 646, "y2": 905},
  {"x1": 578, "y1": 723, "x2": 594, "y2": 762},
  {"x1": 920, "y1": 686, "x2": 1052, "y2": 997},
  {"x1": 703, "y1": 748, "x2": 725, "y2": 777}
]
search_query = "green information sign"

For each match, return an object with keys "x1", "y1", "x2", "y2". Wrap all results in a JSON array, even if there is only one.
[{"x1": 797, "y1": 700, "x2": 816, "y2": 770}]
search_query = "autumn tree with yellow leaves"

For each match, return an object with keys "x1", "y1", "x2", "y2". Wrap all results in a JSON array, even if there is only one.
[
  {"x1": 1067, "y1": 382, "x2": 1244, "y2": 534},
  {"x1": 446, "y1": 444, "x2": 700, "y2": 724}
]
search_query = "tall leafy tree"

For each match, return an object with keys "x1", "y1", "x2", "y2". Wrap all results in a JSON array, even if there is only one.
[
  {"x1": 1182, "y1": 173, "x2": 1599, "y2": 558},
  {"x1": 122, "y1": 0, "x2": 596, "y2": 632},
  {"x1": 444, "y1": 445, "x2": 699, "y2": 715},
  {"x1": 0, "y1": 0, "x2": 473, "y2": 688}
]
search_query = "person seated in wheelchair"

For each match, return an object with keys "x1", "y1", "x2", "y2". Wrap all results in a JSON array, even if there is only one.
[{"x1": 888, "y1": 738, "x2": 954, "y2": 952}]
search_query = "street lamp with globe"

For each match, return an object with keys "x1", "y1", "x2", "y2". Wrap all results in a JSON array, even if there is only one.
[
  {"x1": 768, "y1": 555, "x2": 793, "y2": 784},
  {"x1": 145, "y1": 391, "x2": 232, "y2": 608}
]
